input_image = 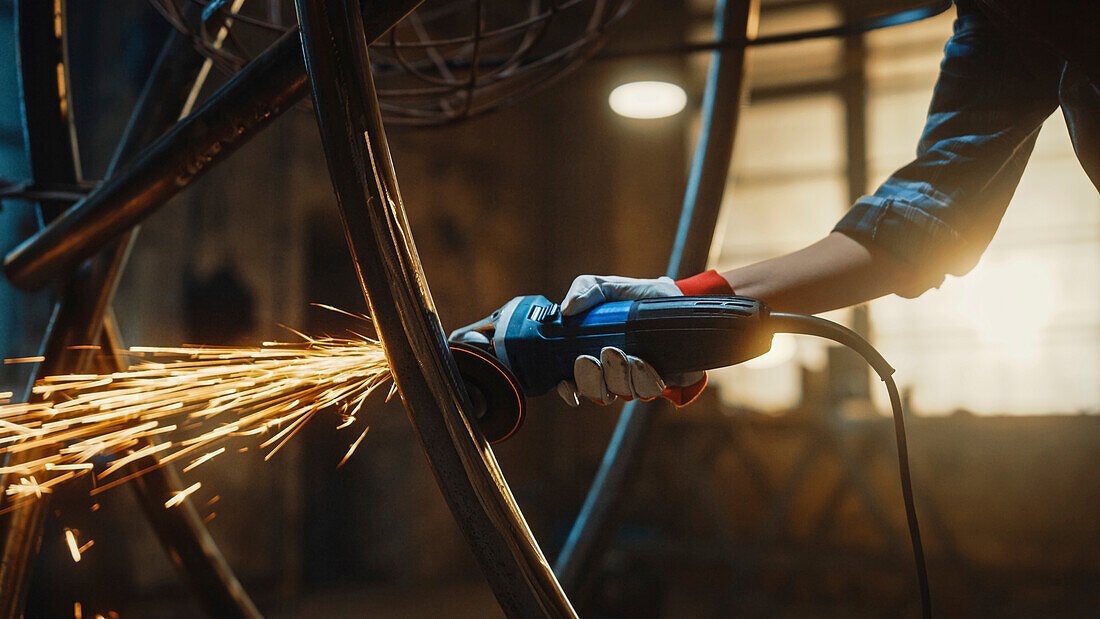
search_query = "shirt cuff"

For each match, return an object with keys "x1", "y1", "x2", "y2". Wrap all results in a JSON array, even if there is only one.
[
  {"x1": 675, "y1": 270, "x2": 734, "y2": 296},
  {"x1": 834, "y1": 195, "x2": 962, "y2": 294}
]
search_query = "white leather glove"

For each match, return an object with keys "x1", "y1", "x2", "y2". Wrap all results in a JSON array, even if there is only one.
[{"x1": 556, "y1": 275, "x2": 706, "y2": 407}]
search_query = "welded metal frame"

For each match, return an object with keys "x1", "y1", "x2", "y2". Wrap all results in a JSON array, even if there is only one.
[
  {"x1": 0, "y1": 2, "x2": 263, "y2": 616},
  {"x1": 3, "y1": 1, "x2": 423, "y2": 291},
  {"x1": 0, "y1": 2, "x2": 420, "y2": 617}
]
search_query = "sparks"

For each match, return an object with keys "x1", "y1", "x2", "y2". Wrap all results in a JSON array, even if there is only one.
[
  {"x1": 183, "y1": 448, "x2": 225, "y2": 473},
  {"x1": 338, "y1": 426, "x2": 370, "y2": 468},
  {"x1": 165, "y1": 482, "x2": 201, "y2": 508},
  {"x1": 0, "y1": 329, "x2": 391, "y2": 503},
  {"x1": 65, "y1": 528, "x2": 81, "y2": 562},
  {"x1": 4, "y1": 356, "x2": 44, "y2": 365}
]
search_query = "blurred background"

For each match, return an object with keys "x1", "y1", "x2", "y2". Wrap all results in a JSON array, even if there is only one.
[{"x1": 0, "y1": 0, "x2": 1097, "y2": 617}]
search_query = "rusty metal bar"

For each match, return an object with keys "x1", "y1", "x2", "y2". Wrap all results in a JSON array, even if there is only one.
[
  {"x1": 294, "y1": 0, "x2": 575, "y2": 615},
  {"x1": 3, "y1": 0, "x2": 422, "y2": 291},
  {"x1": 553, "y1": 0, "x2": 759, "y2": 598}
]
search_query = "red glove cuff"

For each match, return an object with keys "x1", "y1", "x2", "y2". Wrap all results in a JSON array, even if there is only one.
[
  {"x1": 660, "y1": 372, "x2": 708, "y2": 407},
  {"x1": 674, "y1": 270, "x2": 734, "y2": 296},
  {"x1": 614, "y1": 374, "x2": 708, "y2": 407},
  {"x1": 665, "y1": 270, "x2": 729, "y2": 407}
]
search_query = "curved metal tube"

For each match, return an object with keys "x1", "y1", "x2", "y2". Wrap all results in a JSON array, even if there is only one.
[
  {"x1": 294, "y1": 0, "x2": 575, "y2": 616},
  {"x1": 554, "y1": 0, "x2": 759, "y2": 596}
]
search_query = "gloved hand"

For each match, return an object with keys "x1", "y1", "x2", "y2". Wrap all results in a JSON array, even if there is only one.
[{"x1": 555, "y1": 274, "x2": 707, "y2": 407}]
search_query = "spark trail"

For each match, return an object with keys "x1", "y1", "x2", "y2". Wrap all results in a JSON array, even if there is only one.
[{"x1": 0, "y1": 327, "x2": 392, "y2": 506}]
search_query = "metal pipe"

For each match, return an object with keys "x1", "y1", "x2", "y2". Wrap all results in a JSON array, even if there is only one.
[
  {"x1": 294, "y1": 1, "x2": 575, "y2": 615},
  {"x1": 3, "y1": 0, "x2": 423, "y2": 291},
  {"x1": 0, "y1": 3, "x2": 83, "y2": 614},
  {"x1": 10, "y1": 0, "x2": 82, "y2": 222},
  {"x1": 553, "y1": 0, "x2": 759, "y2": 598},
  {"x1": 1, "y1": 6, "x2": 263, "y2": 615}
]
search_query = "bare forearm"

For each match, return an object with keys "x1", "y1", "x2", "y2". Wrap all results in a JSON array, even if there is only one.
[{"x1": 718, "y1": 232, "x2": 922, "y2": 314}]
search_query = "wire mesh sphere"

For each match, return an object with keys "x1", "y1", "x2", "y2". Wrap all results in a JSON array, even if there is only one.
[{"x1": 149, "y1": 0, "x2": 634, "y2": 126}]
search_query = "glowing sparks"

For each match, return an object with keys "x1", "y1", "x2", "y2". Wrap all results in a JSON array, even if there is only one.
[
  {"x1": 183, "y1": 448, "x2": 225, "y2": 472},
  {"x1": 65, "y1": 528, "x2": 82, "y2": 562},
  {"x1": 165, "y1": 482, "x2": 201, "y2": 508},
  {"x1": 0, "y1": 331, "x2": 391, "y2": 504},
  {"x1": 4, "y1": 356, "x2": 44, "y2": 364},
  {"x1": 338, "y1": 426, "x2": 370, "y2": 468}
]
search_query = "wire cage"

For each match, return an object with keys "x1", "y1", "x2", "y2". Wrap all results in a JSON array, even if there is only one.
[{"x1": 150, "y1": 0, "x2": 634, "y2": 126}]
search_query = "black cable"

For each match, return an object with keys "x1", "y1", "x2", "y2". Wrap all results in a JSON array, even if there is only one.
[{"x1": 768, "y1": 312, "x2": 932, "y2": 619}]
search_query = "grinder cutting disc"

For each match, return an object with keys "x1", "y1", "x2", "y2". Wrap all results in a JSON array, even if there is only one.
[{"x1": 449, "y1": 342, "x2": 525, "y2": 444}]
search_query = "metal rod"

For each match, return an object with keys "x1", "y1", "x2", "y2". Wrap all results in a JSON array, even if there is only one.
[
  {"x1": 9, "y1": 0, "x2": 82, "y2": 222},
  {"x1": 294, "y1": 1, "x2": 574, "y2": 615},
  {"x1": 0, "y1": 3, "x2": 83, "y2": 614},
  {"x1": 553, "y1": 0, "x2": 759, "y2": 598},
  {"x1": 3, "y1": 0, "x2": 423, "y2": 291}
]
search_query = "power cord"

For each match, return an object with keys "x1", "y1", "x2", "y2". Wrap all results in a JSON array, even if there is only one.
[{"x1": 768, "y1": 312, "x2": 932, "y2": 619}]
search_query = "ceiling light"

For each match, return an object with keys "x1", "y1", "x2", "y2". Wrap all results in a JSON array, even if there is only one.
[{"x1": 608, "y1": 81, "x2": 687, "y2": 119}]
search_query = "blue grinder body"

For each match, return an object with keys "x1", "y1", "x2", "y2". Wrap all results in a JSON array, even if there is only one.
[{"x1": 452, "y1": 295, "x2": 775, "y2": 397}]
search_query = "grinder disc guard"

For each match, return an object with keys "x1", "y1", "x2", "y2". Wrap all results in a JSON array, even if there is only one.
[{"x1": 449, "y1": 342, "x2": 525, "y2": 444}]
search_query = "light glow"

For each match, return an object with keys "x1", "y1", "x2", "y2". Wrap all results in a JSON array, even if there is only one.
[
  {"x1": 744, "y1": 333, "x2": 798, "y2": 370},
  {"x1": 609, "y1": 81, "x2": 687, "y2": 119}
]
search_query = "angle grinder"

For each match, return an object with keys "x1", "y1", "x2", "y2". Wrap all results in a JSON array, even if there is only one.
[
  {"x1": 447, "y1": 294, "x2": 931, "y2": 619},
  {"x1": 448, "y1": 294, "x2": 775, "y2": 444}
]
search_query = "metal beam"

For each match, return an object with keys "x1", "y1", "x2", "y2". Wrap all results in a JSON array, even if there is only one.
[
  {"x1": 553, "y1": 0, "x2": 759, "y2": 599},
  {"x1": 294, "y1": 0, "x2": 575, "y2": 615},
  {"x1": 3, "y1": 0, "x2": 423, "y2": 291}
]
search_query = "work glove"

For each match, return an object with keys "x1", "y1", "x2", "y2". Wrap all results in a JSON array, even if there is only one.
[{"x1": 556, "y1": 272, "x2": 733, "y2": 408}]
